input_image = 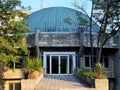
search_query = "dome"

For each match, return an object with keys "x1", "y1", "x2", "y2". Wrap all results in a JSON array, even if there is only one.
[{"x1": 25, "y1": 7, "x2": 99, "y2": 32}]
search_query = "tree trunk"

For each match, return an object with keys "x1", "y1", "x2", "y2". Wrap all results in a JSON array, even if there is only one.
[
  {"x1": 90, "y1": 1, "x2": 94, "y2": 68},
  {"x1": 97, "y1": 45, "x2": 103, "y2": 63},
  {"x1": 13, "y1": 62, "x2": 15, "y2": 71}
]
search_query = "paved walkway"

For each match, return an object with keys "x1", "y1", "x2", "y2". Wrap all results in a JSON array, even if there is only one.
[{"x1": 35, "y1": 75, "x2": 89, "y2": 90}]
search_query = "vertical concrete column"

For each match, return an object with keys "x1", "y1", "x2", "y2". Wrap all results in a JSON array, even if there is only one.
[
  {"x1": 114, "y1": 31, "x2": 120, "y2": 90},
  {"x1": 35, "y1": 28, "x2": 40, "y2": 58}
]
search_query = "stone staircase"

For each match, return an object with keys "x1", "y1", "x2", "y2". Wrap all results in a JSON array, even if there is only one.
[{"x1": 35, "y1": 75, "x2": 94, "y2": 90}]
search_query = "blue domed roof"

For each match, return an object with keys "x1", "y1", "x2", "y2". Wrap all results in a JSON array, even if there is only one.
[{"x1": 25, "y1": 7, "x2": 99, "y2": 32}]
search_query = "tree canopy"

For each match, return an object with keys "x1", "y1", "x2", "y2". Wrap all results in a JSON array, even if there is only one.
[
  {"x1": 0, "y1": 0, "x2": 30, "y2": 69},
  {"x1": 74, "y1": 0, "x2": 120, "y2": 63}
]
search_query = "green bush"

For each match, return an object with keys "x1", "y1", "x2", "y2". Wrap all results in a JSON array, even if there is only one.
[
  {"x1": 23, "y1": 58, "x2": 43, "y2": 74},
  {"x1": 76, "y1": 63, "x2": 107, "y2": 79},
  {"x1": 80, "y1": 68, "x2": 92, "y2": 77}
]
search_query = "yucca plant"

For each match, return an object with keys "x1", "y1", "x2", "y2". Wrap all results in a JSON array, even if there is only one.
[
  {"x1": 94, "y1": 63, "x2": 107, "y2": 79},
  {"x1": 23, "y1": 58, "x2": 43, "y2": 79},
  {"x1": 32, "y1": 58, "x2": 42, "y2": 71},
  {"x1": 23, "y1": 58, "x2": 33, "y2": 74}
]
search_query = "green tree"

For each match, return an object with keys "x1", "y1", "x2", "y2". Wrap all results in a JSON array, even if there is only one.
[
  {"x1": 74, "y1": 0, "x2": 120, "y2": 64},
  {"x1": 0, "y1": 0, "x2": 30, "y2": 71}
]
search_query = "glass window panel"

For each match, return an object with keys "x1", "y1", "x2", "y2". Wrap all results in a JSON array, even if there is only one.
[
  {"x1": 91, "y1": 57, "x2": 96, "y2": 67},
  {"x1": 15, "y1": 83, "x2": 21, "y2": 90},
  {"x1": 52, "y1": 56, "x2": 59, "y2": 74},
  {"x1": 85, "y1": 57, "x2": 90, "y2": 67},
  {"x1": 100, "y1": 57, "x2": 103, "y2": 64},
  {"x1": 60, "y1": 56, "x2": 67, "y2": 74},
  {"x1": 47, "y1": 55, "x2": 50, "y2": 74},
  {"x1": 9, "y1": 83, "x2": 21, "y2": 90},
  {"x1": 104, "y1": 57, "x2": 109, "y2": 68},
  {"x1": 69, "y1": 55, "x2": 73, "y2": 74}
]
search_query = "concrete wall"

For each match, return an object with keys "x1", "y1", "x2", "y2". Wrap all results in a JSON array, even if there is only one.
[
  {"x1": 95, "y1": 79, "x2": 109, "y2": 90},
  {"x1": 21, "y1": 74, "x2": 43, "y2": 90},
  {"x1": 3, "y1": 69, "x2": 24, "y2": 90}
]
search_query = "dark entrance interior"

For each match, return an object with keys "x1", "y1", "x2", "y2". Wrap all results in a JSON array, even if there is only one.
[{"x1": 52, "y1": 56, "x2": 59, "y2": 74}]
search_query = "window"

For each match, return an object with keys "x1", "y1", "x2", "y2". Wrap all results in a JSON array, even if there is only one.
[
  {"x1": 84, "y1": 55, "x2": 92, "y2": 68},
  {"x1": 9, "y1": 83, "x2": 21, "y2": 90},
  {"x1": 85, "y1": 57, "x2": 91, "y2": 68},
  {"x1": 84, "y1": 55, "x2": 109, "y2": 68},
  {"x1": 100, "y1": 56, "x2": 109, "y2": 68}
]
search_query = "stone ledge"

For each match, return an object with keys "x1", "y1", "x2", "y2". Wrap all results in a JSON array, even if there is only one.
[{"x1": 3, "y1": 69, "x2": 24, "y2": 79}]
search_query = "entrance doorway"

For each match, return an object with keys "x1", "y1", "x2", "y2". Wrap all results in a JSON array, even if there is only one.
[{"x1": 43, "y1": 52, "x2": 76, "y2": 75}]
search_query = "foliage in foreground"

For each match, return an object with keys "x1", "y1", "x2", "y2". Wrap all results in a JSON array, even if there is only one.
[
  {"x1": 77, "y1": 63, "x2": 107, "y2": 79},
  {"x1": 0, "y1": 0, "x2": 30, "y2": 71},
  {"x1": 23, "y1": 58, "x2": 43, "y2": 79}
]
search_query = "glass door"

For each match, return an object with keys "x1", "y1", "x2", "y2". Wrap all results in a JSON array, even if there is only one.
[
  {"x1": 46, "y1": 55, "x2": 50, "y2": 74},
  {"x1": 44, "y1": 52, "x2": 76, "y2": 75},
  {"x1": 69, "y1": 55, "x2": 73, "y2": 74},
  {"x1": 51, "y1": 56, "x2": 59, "y2": 74},
  {"x1": 60, "y1": 56, "x2": 67, "y2": 74}
]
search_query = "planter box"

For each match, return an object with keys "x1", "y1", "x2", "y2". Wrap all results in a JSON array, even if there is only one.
[
  {"x1": 95, "y1": 79, "x2": 108, "y2": 90},
  {"x1": 75, "y1": 69, "x2": 109, "y2": 90},
  {"x1": 3, "y1": 69, "x2": 24, "y2": 79}
]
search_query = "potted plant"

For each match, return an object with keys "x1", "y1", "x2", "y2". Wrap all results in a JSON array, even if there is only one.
[{"x1": 93, "y1": 63, "x2": 107, "y2": 79}]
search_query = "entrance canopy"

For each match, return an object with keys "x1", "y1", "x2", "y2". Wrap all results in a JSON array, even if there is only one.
[{"x1": 43, "y1": 52, "x2": 76, "y2": 75}]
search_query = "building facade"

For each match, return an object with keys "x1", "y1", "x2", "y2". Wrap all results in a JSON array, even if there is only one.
[{"x1": 25, "y1": 7, "x2": 119, "y2": 90}]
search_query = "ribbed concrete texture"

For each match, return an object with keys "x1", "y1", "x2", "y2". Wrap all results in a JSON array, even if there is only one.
[{"x1": 35, "y1": 75, "x2": 93, "y2": 90}]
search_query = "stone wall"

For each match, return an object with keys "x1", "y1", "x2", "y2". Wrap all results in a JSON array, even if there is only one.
[
  {"x1": 105, "y1": 55, "x2": 115, "y2": 78},
  {"x1": 3, "y1": 69, "x2": 24, "y2": 79},
  {"x1": 80, "y1": 55, "x2": 115, "y2": 78},
  {"x1": 39, "y1": 33, "x2": 80, "y2": 47},
  {"x1": 26, "y1": 32, "x2": 119, "y2": 48},
  {"x1": 83, "y1": 32, "x2": 119, "y2": 48},
  {"x1": 26, "y1": 33, "x2": 80, "y2": 47},
  {"x1": 26, "y1": 33, "x2": 35, "y2": 47}
]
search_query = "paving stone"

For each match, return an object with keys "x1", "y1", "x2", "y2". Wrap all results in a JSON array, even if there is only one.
[{"x1": 35, "y1": 75, "x2": 90, "y2": 90}]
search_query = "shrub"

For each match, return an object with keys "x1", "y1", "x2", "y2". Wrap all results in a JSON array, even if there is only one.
[
  {"x1": 76, "y1": 63, "x2": 107, "y2": 79},
  {"x1": 93, "y1": 63, "x2": 107, "y2": 79},
  {"x1": 81, "y1": 68, "x2": 92, "y2": 77},
  {"x1": 23, "y1": 58, "x2": 43, "y2": 79}
]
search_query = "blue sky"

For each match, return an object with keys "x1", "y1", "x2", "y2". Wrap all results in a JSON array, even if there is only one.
[{"x1": 21, "y1": 0, "x2": 91, "y2": 14}]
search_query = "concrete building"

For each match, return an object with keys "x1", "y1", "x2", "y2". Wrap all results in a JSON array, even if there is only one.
[{"x1": 25, "y1": 7, "x2": 119, "y2": 90}]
